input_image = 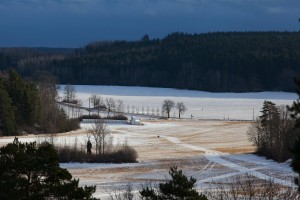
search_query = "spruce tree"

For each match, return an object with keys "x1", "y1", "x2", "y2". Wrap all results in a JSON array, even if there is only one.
[
  {"x1": 140, "y1": 166, "x2": 207, "y2": 200},
  {"x1": 0, "y1": 79, "x2": 17, "y2": 136},
  {"x1": 0, "y1": 141, "x2": 97, "y2": 200}
]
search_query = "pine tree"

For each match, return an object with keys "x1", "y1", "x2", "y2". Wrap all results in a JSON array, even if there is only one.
[
  {"x1": 140, "y1": 166, "x2": 207, "y2": 200},
  {"x1": 259, "y1": 100, "x2": 279, "y2": 129},
  {"x1": 0, "y1": 141, "x2": 97, "y2": 200}
]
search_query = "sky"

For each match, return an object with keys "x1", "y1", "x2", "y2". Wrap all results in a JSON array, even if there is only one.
[{"x1": 0, "y1": 0, "x2": 299, "y2": 47}]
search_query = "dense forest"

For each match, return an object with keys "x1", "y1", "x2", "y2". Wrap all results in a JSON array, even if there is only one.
[
  {"x1": 1, "y1": 32, "x2": 300, "y2": 92},
  {"x1": 0, "y1": 69, "x2": 78, "y2": 136}
]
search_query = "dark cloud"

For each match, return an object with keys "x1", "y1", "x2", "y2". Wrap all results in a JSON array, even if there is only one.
[{"x1": 0, "y1": 0, "x2": 299, "y2": 47}]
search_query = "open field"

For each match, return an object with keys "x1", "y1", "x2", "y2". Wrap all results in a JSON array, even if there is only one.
[
  {"x1": 0, "y1": 85, "x2": 297, "y2": 198},
  {"x1": 73, "y1": 120, "x2": 296, "y2": 198},
  {"x1": 1, "y1": 119, "x2": 296, "y2": 198}
]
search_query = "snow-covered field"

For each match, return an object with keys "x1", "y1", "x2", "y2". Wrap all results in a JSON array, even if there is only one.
[
  {"x1": 1, "y1": 119, "x2": 296, "y2": 198},
  {"x1": 61, "y1": 120, "x2": 296, "y2": 198},
  {"x1": 1, "y1": 85, "x2": 298, "y2": 198},
  {"x1": 58, "y1": 85, "x2": 297, "y2": 120}
]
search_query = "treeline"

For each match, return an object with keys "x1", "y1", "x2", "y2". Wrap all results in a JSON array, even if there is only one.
[
  {"x1": 248, "y1": 101, "x2": 297, "y2": 162},
  {"x1": 0, "y1": 69, "x2": 79, "y2": 136},
  {"x1": 1, "y1": 32, "x2": 300, "y2": 92}
]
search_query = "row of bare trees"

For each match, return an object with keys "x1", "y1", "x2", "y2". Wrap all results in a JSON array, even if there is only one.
[
  {"x1": 90, "y1": 94, "x2": 189, "y2": 119},
  {"x1": 90, "y1": 94, "x2": 125, "y2": 117},
  {"x1": 62, "y1": 85, "x2": 188, "y2": 119},
  {"x1": 162, "y1": 99, "x2": 187, "y2": 118}
]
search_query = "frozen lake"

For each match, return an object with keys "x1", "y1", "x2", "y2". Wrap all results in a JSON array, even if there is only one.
[{"x1": 58, "y1": 85, "x2": 297, "y2": 120}]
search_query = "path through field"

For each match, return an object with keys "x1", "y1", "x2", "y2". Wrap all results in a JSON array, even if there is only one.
[{"x1": 60, "y1": 120, "x2": 296, "y2": 198}]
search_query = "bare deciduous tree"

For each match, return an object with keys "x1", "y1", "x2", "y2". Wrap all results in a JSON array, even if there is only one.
[
  {"x1": 37, "y1": 75, "x2": 79, "y2": 133},
  {"x1": 116, "y1": 99, "x2": 125, "y2": 114},
  {"x1": 206, "y1": 174, "x2": 299, "y2": 200},
  {"x1": 90, "y1": 94, "x2": 98, "y2": 108},
  {"x1": 106, "y1": 98, "x2": 116, "y2": 117},
  {"x1": 63, "y1": 84, "x2": 76, "y2": 103},
  {"x1": 247, "y1": 119, "x2": 263, "y2": 148},
  {"x1": 108, "y1": 183, "x2": 134, "y2": 200},
  {"x1": 162, "y1": 99, "x2": 175, "y2": 118},
  {"x1": 176, "y1": 102, "x2": 187, "y2": 119},
  {"x1": 89, "y1": 123, "x2": 111, "y2": 155},
  {"x1": 90, "y1": 94, "x2": 103, "y2": 115}
]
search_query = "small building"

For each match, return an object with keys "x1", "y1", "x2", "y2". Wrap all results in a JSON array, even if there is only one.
[{"x1": 130, "y1": 116, "x2": 141, "y2": 125}]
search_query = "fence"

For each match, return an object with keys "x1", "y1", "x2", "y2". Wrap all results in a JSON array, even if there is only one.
[{"x1": 81, "y1": 119, "x2": 128, "y2": 124}]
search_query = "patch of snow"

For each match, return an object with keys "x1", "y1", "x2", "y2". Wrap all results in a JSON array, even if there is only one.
[{"x1": 58, "y1": 85, "x2": 297, "y2": 120}]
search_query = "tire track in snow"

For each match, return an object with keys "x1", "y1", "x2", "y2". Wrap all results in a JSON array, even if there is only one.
[
  {"x1": 110, "y1": 127, "x2": 295, "y2": 188},
  {"x1": 162, "y1": 136, "x2": 295, "y2": 188}
]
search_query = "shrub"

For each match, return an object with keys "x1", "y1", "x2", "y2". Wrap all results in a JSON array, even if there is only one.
[
  {"x1": 57, "y1": 143, "x2": 138, "y2": 163},
  {"x1": 79, "y1": 114, "x2": 101, "y2": 121},
  {"x1": 106, "y1": 115, "x2": 128, "y2": 120}
]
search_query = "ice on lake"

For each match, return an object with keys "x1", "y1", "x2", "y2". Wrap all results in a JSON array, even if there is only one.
[{"x1": 58, "y1": 85, "x2": 297, "y2": 121}]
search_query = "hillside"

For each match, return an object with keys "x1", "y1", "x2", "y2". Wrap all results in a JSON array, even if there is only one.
[{"x1": 1, "y1": 32, "x2": 300, "y2": 92}]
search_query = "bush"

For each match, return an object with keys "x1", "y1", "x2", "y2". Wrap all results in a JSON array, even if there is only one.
[
  {"x1": 57, "y1": 146, "x2": 88, "y2": 163},
  {"x1": 62, "y1": 99, "x2": 79, "y2": 104},
  {"x1": 57, "y1": 144, "x2": 138, "y2": 163},
  {"x1": 106, "y1": 115, "x2": 128, "y2": 120},
  {"x1": 79, "y1": 114, "x2": 101, "y2": 121},
  {"x1": 79, "y1": 115, "x2": 128, "y2": 121}
]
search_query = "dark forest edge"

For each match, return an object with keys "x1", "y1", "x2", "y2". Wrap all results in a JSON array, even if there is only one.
[
  {"x1": 0, "y1": 69, "x2": 79, "y2": 136},
  {"x1": 0, "y1": 31, "x2": 300, "y2": 92}
]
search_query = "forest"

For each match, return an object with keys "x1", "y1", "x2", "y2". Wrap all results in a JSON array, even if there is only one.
[
  {"x1": 0, "y1": 31, "x2": 300, "y2": 92},
  {"x1": 0, "y1": 69, "x2": 79, "y2": 136}
]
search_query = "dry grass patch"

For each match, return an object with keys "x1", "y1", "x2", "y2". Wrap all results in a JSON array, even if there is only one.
[{"x1": 214, "y1": 147, "x2": 255, "y2": 154}]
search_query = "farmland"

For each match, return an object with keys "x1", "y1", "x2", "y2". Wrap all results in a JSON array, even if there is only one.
[{"x1": 1, "y1": 85, "x2": 298, "y2": 198}]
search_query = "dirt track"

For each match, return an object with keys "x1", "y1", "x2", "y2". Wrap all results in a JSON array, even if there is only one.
[
  {"x1": 109, "y1": 120, "x2": 255, "y2": 161},
  {"x1": 1, "y1": 120, "x2": 295, "y2": 198},
  {"x1": 60, "y1": 120, "x2": 296, "y2": 198}
]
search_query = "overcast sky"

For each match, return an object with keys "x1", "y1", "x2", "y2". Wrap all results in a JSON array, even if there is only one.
[{"x1": 0, "y1": 0, "x2": 299, "y2": 47}]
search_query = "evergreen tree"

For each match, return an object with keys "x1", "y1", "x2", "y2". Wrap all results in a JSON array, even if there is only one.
[
  {"x1": 0, "y1": 69, "x2": 78, "y2": 135},
  {"x1": 140, "y1": 166, "x2": 207, "y2": 200},
  {"x1": 4, "y1": 69, "x2": 40, "y2": 128},
  {"x1": 0, "y1": 82, "x2": 17, "y2": 136},
  {"x1": 6, "y1": 69, "x2": 25, "y2": 126},
  {"x1": 259, "y1": 100, "x2": 280, "y2": 129},
  {"x1": 290, "y1": 78, "x2": 300, "y2": 191},
  {"x1": 0, "y1": 141, "x2": 97, "y2": 200},
  {"x1": 290, "y1": 78, "x2": 300, "y2": 128},
  {"x1": 248, "y1": 100, "x2": 295, "y2": 162}
]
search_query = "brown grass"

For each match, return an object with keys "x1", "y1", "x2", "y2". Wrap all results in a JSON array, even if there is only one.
[{"x1": 213, "y1": 147, "x2": 255, "y2": 154}]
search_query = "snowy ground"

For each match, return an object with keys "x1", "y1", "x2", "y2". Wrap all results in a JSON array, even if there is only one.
[
  {"x1": 58, "y1": 85, "x2": 297, "y2": 120},
  {"x1": 1, "y1": 85, "x2": 297, "y2": 198},
  {"x1": 59, "y1": 120, "x2": 296, "y2": 198},
  {"x1": 0, "y1": 119, "x2": 296, "y2": 199}
]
